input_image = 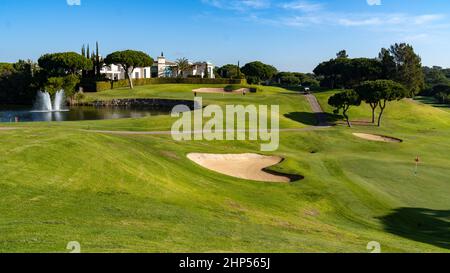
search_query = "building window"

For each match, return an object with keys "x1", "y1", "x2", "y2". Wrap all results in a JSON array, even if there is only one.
[
  {"x1": 164, "y1": 67, "x2": 172, "y2": 78},
  {"x1": 151, "y1": 67, "x2": 158, "y2": 78},
  {"x1": 135, "y1": 72, "x2": 139, "y2": 79},
  {"x1": 144, "y1": 69, "x2": 147, "y2": 78}
]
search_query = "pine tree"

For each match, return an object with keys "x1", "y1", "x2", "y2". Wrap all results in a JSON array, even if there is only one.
[
  {"x1": 378, "y1": 48, "x2": 396, "y2": 80},
  {"x1": 389, "y1": 43, "x2": 425, "y2": 97},
  {"x1": 336, "y1": 50, "x2": 349, "y2": 59}
]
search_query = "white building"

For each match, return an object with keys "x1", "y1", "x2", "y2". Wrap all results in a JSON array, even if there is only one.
[
  {"x1": 152, "y1": 53, "x2": 178, "y2": 78},
  {"x1": 100, "y1": 64, "x2": 152, "y2": 81},
  {"x1": 101, "y1": 52, "x2": 215, "y2": 80},
  {"x1": 189, "y1": 61, "x2": 215, "y2": 79}
]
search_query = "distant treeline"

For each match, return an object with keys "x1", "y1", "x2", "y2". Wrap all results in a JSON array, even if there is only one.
[
  {"x1": 422, "y1": 66, "x2": 450, "y2": 104},
  {"x1": 214, "y1": 62, "x2": 320, "y2": 88},
  {"x1": 1, "y1": 42, "x2": 449, "y2": 105},
  {"x1": 0, "y1": 61, "x2": 39, "y2": 105},
  {"x1": 313, "y1": 44, "x2": 450, "y2": 104},
  {"x1": 0, "y1": 50, "x2": 94, "y2": 105},
  {"x1": 320, "y1": 43, "x2": 450, "y2": 128}
]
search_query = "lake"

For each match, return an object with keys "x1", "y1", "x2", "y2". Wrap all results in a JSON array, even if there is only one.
[{"x1": 0, "y1": 105, "x2": 172, "y2": 123}]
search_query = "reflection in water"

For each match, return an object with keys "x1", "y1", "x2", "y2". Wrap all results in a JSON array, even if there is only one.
[{"x1": 0, "y1": 106, "x2": 171, "y2": 122}]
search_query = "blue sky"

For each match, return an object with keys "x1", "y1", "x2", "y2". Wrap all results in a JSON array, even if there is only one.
[{"x1": 1, "y1": 0, "x2": 450, "y2": 72}]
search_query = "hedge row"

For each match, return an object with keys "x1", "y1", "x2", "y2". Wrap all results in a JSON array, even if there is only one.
[{"x1": 85, "y1": 78, "x2": 247, "y2": 92}]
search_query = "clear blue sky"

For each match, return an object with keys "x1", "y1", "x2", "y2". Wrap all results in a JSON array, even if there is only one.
[{"x1": 1, "y1": 0, "x2": 450, "y2": 72}]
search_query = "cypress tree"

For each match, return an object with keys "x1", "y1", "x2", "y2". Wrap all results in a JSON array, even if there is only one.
[
  {"x1": 81, "y1": 45, "x2": 86, "y2": 78},
  {"x1": 96, "y1": 41, "x2": 101, "y2": 77},
  {"x1": 90, "y1": 51, "x2": 96, "y2": 78},
  {"x1": 237, "y1": 61, "x2": 241, "y2": 79}
]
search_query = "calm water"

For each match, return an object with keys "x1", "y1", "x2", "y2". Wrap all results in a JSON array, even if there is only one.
[{"x1": 0, "y1": 106, "x2": 171, "y2": 122}]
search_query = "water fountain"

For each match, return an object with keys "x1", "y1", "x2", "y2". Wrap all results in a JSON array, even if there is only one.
[
  {"x1": 1, "y1": 89, "x2": 174, "y2": 122},
  {"x1": 32, "y1": 90, "x2": 68, "y2": 112}
]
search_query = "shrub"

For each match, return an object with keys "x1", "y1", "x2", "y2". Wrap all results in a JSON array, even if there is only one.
[
  {"x1": 74, "y1": 90, "x2": 85, "y2": 101},
  {"x1": 224, "y1": 85, "x2": 242, "y2": 92},
  {"x1": 224, "y1": 85, "x2": 262, "y2": 93},
  {"x1": 249, "y1": 87, "x2": 261, "y2": 93},
  {"x1": 94, "y1": 81, "x2": 113, "y2": 92}
]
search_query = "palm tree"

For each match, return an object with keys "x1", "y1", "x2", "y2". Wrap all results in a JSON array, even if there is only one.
[{"x1": 176, "y1": 58, "x2": 191, "y2": 78}]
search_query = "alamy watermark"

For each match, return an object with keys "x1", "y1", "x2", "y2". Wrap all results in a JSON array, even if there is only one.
[
  {"x1": 171, "y1": 98, "x2": 280, "y2": 152},
  {"x1": 67, "y1": 241, "x2": 81, "y2": 253},
  {"x1": 367, "y1": 241, "x2": 381, "y2": 253}
]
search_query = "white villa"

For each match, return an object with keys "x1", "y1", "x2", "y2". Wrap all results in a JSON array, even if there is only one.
[{"x1": 100, "y1": 53, "x2": 215, "y2": 80}]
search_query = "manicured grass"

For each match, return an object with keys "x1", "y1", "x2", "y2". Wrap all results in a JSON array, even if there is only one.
[{"x1": 0, "y1": 84, "x2": 449, "y2": 252}]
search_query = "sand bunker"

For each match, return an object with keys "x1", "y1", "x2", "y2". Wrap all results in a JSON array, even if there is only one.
[
  {"x1": 353, "y1": 133, "x2": 402, "y2": 143},
  {"x1": 187, "y1": 153, "x2": 299, "y2": 182},
  {"x1": 192, "y1": 88, "x2": 249, "y2": 94}
]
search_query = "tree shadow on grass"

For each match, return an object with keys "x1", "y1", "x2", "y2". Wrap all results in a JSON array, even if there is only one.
[
  {"x1": 285, "y1": 112, "x2": 341, "y2": 126},
  {"x1": 415, "y1": 97, "x2": 450, "y2": 110},
  {"x1": 379, "y1": 208, "x2": 450, "y2": 250}
]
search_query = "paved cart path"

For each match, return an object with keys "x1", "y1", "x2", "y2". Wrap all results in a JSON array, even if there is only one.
[{"x1": 304, "y1": 93, "x2": 329, "y2": 126}]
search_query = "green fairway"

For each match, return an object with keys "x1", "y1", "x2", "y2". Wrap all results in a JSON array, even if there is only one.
[{"x1": 1, "y1": 84, "x2": 449, "y2": 253}]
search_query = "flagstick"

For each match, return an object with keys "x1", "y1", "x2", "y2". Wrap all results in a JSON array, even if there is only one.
[{"x1": 414, "y1": 156, "x2": 420, "y2": 176}]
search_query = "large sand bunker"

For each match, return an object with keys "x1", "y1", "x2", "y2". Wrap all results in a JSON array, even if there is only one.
[
  {"x1": 192, "y1": 88, "x2": 249, "y2": 94},
  {"x1": 353, "y1": 133, "x2": 402, "y2": 143},
  {"x1": 187, "y1": 153, "x2": 300, "y2": 182}
]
